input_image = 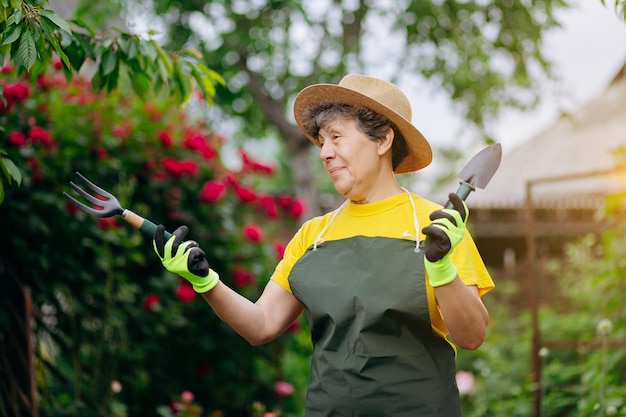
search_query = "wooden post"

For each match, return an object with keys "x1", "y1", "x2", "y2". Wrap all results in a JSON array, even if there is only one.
[{"x1": 525, "y1": 180, "x2": 541, "y2": 417}]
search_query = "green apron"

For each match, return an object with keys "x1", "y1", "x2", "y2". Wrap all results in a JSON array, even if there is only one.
[{"x1": 289, "y1": 211, "x2": 461, "y2": 416}]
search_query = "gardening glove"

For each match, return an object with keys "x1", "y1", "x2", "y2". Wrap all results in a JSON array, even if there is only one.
[
  {"x1": 153, "y1": 225, "x2": 219, "y2": 293},
  {"x1": 422, "y1": 193, "x2": 468, "y2": 287}
]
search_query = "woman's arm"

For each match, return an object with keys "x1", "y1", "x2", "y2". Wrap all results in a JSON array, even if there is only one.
[
  {"x1": 201, "y1": 280, "x2": 304, "y2": 346},
  {"x1": 434, "y1": 281, "x2": 489, "y2": 350}
]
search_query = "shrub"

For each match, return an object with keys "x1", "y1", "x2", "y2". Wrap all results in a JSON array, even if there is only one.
[{"x1": 0, "y1": 59, "x2": 310, "y2": 416}]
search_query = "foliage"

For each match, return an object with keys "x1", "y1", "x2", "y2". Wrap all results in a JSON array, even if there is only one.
[
  {"x1": 0, "y1": 0, "x2": 224, "y2": 204},
  {"x1": 455, "y1": 203, "x2": 626, "y2": 416},
  {"x1": 0, "y1": 58, "x2": 311, "y2": 416},
  {"x1": 0, "y1": 0, "x2": 222, "y2": 102},
  {"x1": 601, "y1": 0, "x2": 626, "y2": 20}
]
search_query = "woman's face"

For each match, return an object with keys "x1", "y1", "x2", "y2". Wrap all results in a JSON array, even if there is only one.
[{"x1": 318, "y1": 117, "x2": 387, "y2": 202}]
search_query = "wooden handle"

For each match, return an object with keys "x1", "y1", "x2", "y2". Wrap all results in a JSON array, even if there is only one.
[{"x1": 122, "y1": 210, "x2": 172, "y2": 240}]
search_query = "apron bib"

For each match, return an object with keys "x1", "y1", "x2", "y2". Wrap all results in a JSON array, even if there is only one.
[{"x1": 289, "y1": 202, "x2": 461, "y2": 417}]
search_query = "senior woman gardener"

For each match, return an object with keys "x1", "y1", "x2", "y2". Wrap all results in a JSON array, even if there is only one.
[{"x1": 153, "y1": 74, "x2": 494, "y2": 416}]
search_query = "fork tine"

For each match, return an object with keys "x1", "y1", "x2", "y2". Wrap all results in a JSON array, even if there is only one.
[
  {"x1": 63, "y1": 191, "x2": 105, "y2": 217},
  {"x1": 69, "y1": 181, "x2": 107, "y2": 207},
  {"x1": 75, "y1": 171, "x2": 113, "y2": 198},
  {"x1": 65, "y1": 172, "x2": 125, "y2": 218}
]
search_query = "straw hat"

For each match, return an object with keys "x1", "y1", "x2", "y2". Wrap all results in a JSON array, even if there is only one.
[{"x1": 293, "y1": 74, "x2": 432, "y2": 173}]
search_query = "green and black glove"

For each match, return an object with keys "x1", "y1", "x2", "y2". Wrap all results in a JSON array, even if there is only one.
[
  {"x1": 421, "y1": 193, "x2": 468, "y2": 287},
  {"x1": 153, "y1": 225, "x2": 219, "y2": 293}
]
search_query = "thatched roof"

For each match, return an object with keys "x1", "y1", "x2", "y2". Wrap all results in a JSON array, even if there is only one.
[{"x1": 435, "y1": 63, "x2": 626, "y2": 209}]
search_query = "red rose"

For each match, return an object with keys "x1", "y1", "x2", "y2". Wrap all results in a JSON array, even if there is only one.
[
  {"x1": 3, "y1": 81, "x2": 29, "y2": 102},
  {"x1": 258, "y1": 194, "x2": 278, "y2": 219},
  {"x1": 199, "y1": 180, "x2": 226, "y2": 202},
  {"x1": 143, "y1": 293, "x2": 161, "y2": 311},
  {"x1": 242, "y1": 223, "x2": 263, "y2": 242},
  {"x1": 183, "y1": 131, "x2": 216, "y2": 160},
  {"x1": 251, "y1": 161, "x2": 274, "y2": 174},
  {"x1": 175, "y1": 280, "x2": 196, "y2": 302},
  {"x1": 238, "y1": 148, "x2": 274, "y2": 174},
  {"x1": 97, "y1": 217, "x2": 117, "y2": 230},
  {"x1": 158, "y1": 129, "x2": 173, "y2": 148},
  {"x1": 233, "y1": 184, "x2": 256, "y2": 202},
  {"x1": 276, "y1": 194, "x2": 292, "y2": 208},
  {"x1": 289, "y1": 198, "x2": 306, "y2": 218},
  {"x1": 272, "y1": 241, "x2": 286, "y2": 260},
  {"x1": 162, "y1": 157, "x2": 198, "y2": 176},
  {"x1": 233, "y1": 267, "x2": 255, "y2": 288},
  {"x1": 8, "y1": 131, "x2": 27, "y2": 147},
  {"x1": 52, "y1": 56, "x2": 62, "y2": 70},
  {"x1": 28, "y1": 126, "x2": 53, "y2": 146}
]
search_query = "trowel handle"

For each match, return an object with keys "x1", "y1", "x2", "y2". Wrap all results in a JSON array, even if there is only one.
[
  {"x1": 445, "y1": 181, "x2": 475, "y2": 209},
  {"x1": 122, "y1": 210, "x2": 172, "y2": 240}
]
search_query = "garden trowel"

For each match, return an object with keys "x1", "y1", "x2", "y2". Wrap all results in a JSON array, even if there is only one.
[{"x1": 445, "y1": 143, "x2": 502, "y2": 209}]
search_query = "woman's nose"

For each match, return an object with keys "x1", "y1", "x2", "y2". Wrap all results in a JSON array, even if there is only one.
[{"x1": 319, "y1": 140, "x2": 334, "y2": 160}]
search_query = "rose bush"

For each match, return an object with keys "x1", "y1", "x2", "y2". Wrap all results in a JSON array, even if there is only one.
[{"x1": 0, "y1": 59, "x2": 310, "y2": 416}]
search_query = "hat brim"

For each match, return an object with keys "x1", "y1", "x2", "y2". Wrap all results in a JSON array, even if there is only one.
[{"x1": 293, "y1": 83, "x2": 432, "y2": 173}]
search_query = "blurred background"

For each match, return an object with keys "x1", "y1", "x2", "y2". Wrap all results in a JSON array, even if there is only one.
[{"x1": 1, "y1": 0, "x2": 625, "y2": 416}]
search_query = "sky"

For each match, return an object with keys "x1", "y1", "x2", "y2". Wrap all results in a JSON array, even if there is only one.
[
  {"x1": 412, "y1": 0, "x2": 626, "y2": 155},
  {"x1": 492, "y1": 0, "x2": 626, "y2": 148}
]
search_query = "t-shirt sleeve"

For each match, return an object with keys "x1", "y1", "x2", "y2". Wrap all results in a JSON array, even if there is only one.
[{"x1": 269, "y1": 224, "x2": 309, "y2": 294}]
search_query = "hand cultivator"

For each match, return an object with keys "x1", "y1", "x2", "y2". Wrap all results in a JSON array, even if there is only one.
[{"x1": 64, "y1": 171, "x2": 172, "y2": 239}]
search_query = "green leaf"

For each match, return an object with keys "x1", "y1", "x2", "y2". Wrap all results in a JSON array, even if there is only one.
[
  {"x1": 0, "y1": 178, "x2": 4, "y2": 205},
  {"x1": 139, "y1": 40, "x2": 157, "y2": 62},
  {"x1": 40, "y1": 16, "x2": 71, "y2": 70},
  {"x1": 1, "y1": 23, "x2": 22, "y2": 45},
  {"x1": 101, "y1": 49, "x2": 117, "y2": 76},
  {"x1": 40, "y1": 9, "x2": 72, "y2": 35},
  {"x1": 0, "y1": 156, "x2": 21, "y2": 186},
  {"x1": 130, "y1": 69, "x2": 150, "y2": 99},
  {"x1": 191, "y1": 66, "x2": 215, "y2": 105},
  {"x1": 18, "y1": 29, "x2": 36, "y2": 70},
  {"x1": 198, "y1": 63, "x2": 225, "y2": 86},
  {"x1": 10, "y1": 8, "x2": 22, "y2": 25},
  {"x1": 105, "y1": 62, "x2": 120, "y2": 91},
  {"x1": 127, "y1": 37, "x2": 139, "y2": 60},
  {"x1": 9, "y1": 0, "x2": 20, "y2": 8},
  {"x1": 152, "y1": 40, "x2": 172, "y2": 73},
  {"x1": 64, "y1": 39, "x2": 86, "y2": 70},
  {"x1": 172, "y1": 60, "x2": 192, "y2": 103}
]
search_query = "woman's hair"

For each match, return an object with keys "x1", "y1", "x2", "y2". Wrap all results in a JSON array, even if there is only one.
[{"x1": 300, "y1": 103, "x2": 409, "y2": 171}]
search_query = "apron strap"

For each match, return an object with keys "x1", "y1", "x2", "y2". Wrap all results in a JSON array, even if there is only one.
[
  {"x1": 312, "y1": 199, "x2": 348, "y2": 251},
  {"x1": 401, "y1": 187, "x2": 421, "y2": 252}
]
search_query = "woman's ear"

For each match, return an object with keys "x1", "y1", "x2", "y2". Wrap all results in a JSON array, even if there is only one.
[{"x1": 377, "y1": 127, "x2": 395, "y2": 156}]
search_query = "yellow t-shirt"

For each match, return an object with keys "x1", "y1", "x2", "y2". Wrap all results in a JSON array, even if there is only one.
[{"x1": 270, "y1": 192, "x2": 494, "y2": 340}]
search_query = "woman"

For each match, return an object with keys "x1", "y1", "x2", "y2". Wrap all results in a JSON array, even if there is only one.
[{"x1": 154, "y1": 74, "x2": 494, "y2": 416}]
